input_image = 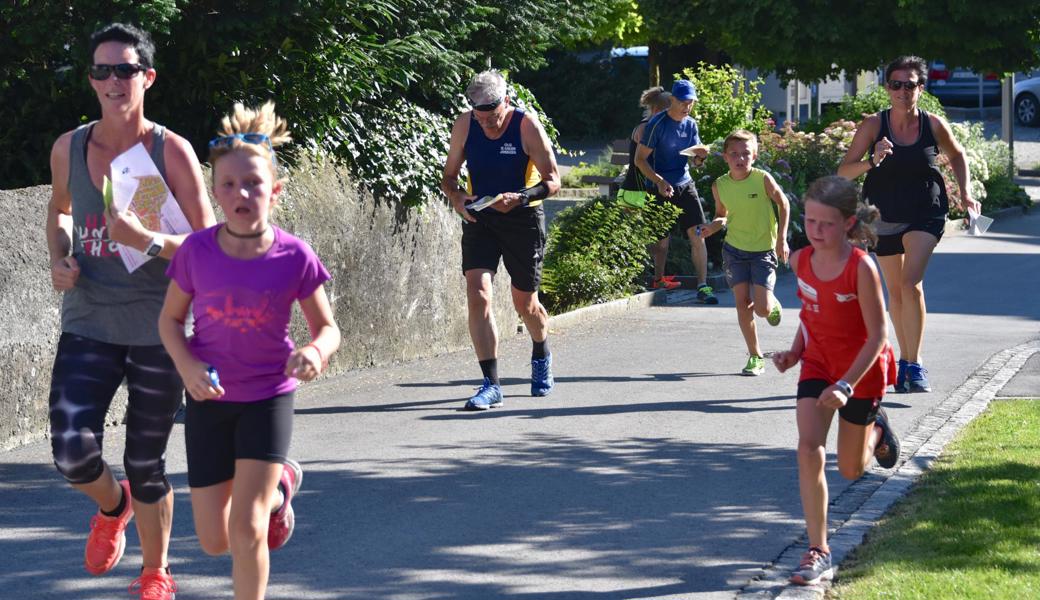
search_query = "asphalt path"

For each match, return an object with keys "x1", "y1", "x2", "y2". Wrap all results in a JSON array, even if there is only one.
[{"x1": 2, "y1": 210, "x2": 1038, "y2": 599}]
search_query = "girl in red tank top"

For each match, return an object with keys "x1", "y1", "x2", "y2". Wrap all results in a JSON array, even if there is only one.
[{"x1": 772, "y1": 176, "x2": 900, "y2": 586}]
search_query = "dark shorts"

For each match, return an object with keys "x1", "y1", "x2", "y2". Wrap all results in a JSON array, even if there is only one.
[
  {"x1": 722, "y1": 243, "x2": 777, "y2": 290},
  {"x1": 461, "y1": 205, "x2": 546, "y2": 292},
  {"x1": 649, "y1": 180, "x2": 707, "y2": 234},
  {"x1": 184, "y1": 392, "x2": 294, "y2": 488},
  {"x1": 873, "y1": 217, "x2": 946, "y2": 257},
  {"x1": 797, "y1": 379, "x2": 881, "y2": 426}
]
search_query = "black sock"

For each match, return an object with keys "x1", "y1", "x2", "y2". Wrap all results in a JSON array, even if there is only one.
[
  {"x1": 532, "y1": 338, "x2": 549, "y2": 360},
  {"x1": 101, "y1": 486, "x2": 126, "y2": 517},
  {"x1": 479, "y1": 359, "x2": 499, "y2": 385}
]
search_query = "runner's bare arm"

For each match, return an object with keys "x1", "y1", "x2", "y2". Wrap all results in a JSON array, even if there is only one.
[
  {"x1": 930, "y1": 114, "x2": 979, "y2": 213},
  {"x1": 518, "y1": 112, "x2": 560, "y2": 198},
  {"x1": 441, "y1": 114, "x2": 477, "y2": 222},
  {"x1": 47, "y1": 133, "x2": 80, "y2": 291},
  {"x1": 764, "y1": 173, "x2": 790, "y2": 263},
  {"x1": 837, "y1": 114, "x2": 881, "y2": 179}
]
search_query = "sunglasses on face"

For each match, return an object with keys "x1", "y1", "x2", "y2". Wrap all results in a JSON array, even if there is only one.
[
  {"x1": 470, "y1": 97, "x2": 503, "y2": 112},
  {"x1": 887, "y1": 80, "x2": 923, "y2": 91},
  {"x1": 89, "y1": 63, "x2": 147, "y2": 80}
]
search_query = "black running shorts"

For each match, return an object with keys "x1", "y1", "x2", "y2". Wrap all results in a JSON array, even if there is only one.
[
  {"x1": 873, "y1": 217, "x2": 946, "y2": 257},
  {"x1": 461, "y1": 205, "x2": 546, "y2": 292},
  {"x1": 648, "y1": 180, "x2": 707, "y2": 235},
  {"x1": 797, "y1": 379, "x2": 881, "y2": 426},
  {"x1": 184, "y1": 392, "x2": 295, "y2": 488}
]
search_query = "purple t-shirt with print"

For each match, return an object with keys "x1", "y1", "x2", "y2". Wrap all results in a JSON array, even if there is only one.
[{"x1": 167, "y1": 224, "x2": 331, "y2": 403}]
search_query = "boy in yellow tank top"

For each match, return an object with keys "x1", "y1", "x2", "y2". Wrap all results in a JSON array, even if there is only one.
[{"x1": 698, "y1": 130, "x2": 790, "y2": 375}]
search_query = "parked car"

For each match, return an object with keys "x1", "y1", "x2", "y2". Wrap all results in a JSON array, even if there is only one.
[
  {"x1": 1014, "y1": 77, "x2": 1040, "y2": 126},
  {"x1": 926, "y1": 61, "x2": 1001, "y2": 107}
]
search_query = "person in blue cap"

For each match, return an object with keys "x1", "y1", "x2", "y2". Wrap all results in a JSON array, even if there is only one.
[{"x1": 633, "y1": 79, "x2": 717, "y2": 303}]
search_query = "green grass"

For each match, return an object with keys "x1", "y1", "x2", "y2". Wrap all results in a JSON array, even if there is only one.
[{"x1": 830, "y1": 399, "x2": 1040, "y2": 600}]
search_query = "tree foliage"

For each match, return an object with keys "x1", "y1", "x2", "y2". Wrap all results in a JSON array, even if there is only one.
[
  {"x1": 0, "y1": 0, "x2": 625, "y2": 200},
  {"x1": 634, "y1": 0, "x2": 1040, "y2": 82}
]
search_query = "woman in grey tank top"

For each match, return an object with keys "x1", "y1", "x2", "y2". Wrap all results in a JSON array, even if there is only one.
[
  {"x1": 44, "y1": 23, "x2": 214, "y2": 598},
  {"x1": 838, "y1": 55, "x2": 980, "y2": 395}
]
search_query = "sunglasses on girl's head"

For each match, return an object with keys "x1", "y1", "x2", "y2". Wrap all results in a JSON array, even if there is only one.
[
  {"x1": 887, "y1": 80, "x2": 923, "y2": 91},
  {"x1": 470, "y1": 97, "x2": 503, "y2": 112},
  {"x1": 208, "y1": 133, "x2": 272, "y2": 149},
  {"x1": 88, "y1": 63, "x2": 147, "y2": 80}
]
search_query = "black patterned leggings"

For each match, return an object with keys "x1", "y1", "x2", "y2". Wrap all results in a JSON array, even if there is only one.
[{"x1": 48, "y1": 332, "x2": 184, "y2": 504}]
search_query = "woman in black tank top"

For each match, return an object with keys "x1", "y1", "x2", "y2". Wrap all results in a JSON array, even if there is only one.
[{"x1": 837, "y1": 55, "x2": 981, "y2": 395}]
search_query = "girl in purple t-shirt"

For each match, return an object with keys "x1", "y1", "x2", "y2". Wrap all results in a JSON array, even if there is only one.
[{"x1": 158, "y1": 101, "x2": 340, "y2": 600}]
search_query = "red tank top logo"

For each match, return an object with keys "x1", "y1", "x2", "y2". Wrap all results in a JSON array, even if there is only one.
[{"x1": 835, "y1": 292, "x2": 858, "y2": 302}]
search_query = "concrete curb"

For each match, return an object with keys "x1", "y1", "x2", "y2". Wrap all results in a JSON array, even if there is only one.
[
  {"x1": 736, "y1": 339, "x2": 1040, "y2": 599},
  {"x1": 545, "y1": 289, "x2": 666, "y2": 332}
]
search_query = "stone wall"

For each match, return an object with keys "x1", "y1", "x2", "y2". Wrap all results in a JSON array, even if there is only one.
[{"x1": 0, "y1": 164, "x2": 516, "y2": 450}]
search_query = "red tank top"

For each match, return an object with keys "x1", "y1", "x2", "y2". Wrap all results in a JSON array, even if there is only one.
[{"x1": 796, "y1": 246, "x2": 894, "y2": 397}]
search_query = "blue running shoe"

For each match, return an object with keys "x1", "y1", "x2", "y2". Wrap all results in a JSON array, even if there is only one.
[
  {"x1": 895, "y1": 358, "x2": 909, "y2": 393},
  {"x1": 464, "y1": 378, "x2": 503, "y2": 410},
  {"x1": 531, "y1": 353, "x2": 554, "y2": 396},
  {"x1": 906, "y1": 361, "x2": 931, "y2": 393}
]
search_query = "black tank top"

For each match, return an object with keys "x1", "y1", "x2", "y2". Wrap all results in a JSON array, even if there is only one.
[
  {"x1": 620, "y1": 117, "x2": 649, "y2": 191},
  {"x1": 862, "y1": 109, "x2": 948, "y2": 223}
]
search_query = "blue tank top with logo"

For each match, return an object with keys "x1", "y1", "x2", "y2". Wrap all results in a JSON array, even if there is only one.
[{"x1": 464, "y1": 108, "x2": 541, "y2": 205}]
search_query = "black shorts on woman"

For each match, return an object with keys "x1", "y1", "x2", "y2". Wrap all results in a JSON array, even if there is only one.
[{"x1": 863, "y1": 109, "x2": 948, "y2": 257}]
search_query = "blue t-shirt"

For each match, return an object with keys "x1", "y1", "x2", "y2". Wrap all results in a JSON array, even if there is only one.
[{"x1": 640, "y1": 111, "x2": 701, "y2": 187}]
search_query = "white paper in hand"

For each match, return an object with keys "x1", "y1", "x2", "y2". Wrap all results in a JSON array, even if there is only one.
[
  {"x1": 967, "y1": 209, "x2": 993, "y2": 236},
  {"x1": 679, "y1": 144, "x2": 709, "y2": 157},
  {"x1": 109, "y1": 143, "x2": 192, "y2": 272},
  {"x1": 466, "y1": 194, "x2": 503, "y2": 212}
]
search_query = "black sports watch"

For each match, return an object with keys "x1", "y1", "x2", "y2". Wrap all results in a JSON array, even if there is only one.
[{"x1": 145, "y1": 237, "x2": 163, "y2": 257}]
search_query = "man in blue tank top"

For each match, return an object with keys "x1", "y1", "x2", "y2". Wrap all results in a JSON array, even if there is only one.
[
  {"x1": 441, "y1": 70, "x2": 561, "y2": 410},
  {"x1": 45, "y1": 23, "x2": 214, "y2": 597},
  {"x1": 634, "y1": 79, "x2": 718, "y2": 304}
]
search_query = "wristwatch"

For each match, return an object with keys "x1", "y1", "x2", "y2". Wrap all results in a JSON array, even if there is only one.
[
  {"x1": 835, "y1": 379, "x2": 854, "y2": 397},
  {"x1": 145, "y1": 237, "x2": 163, "y2": 257}
]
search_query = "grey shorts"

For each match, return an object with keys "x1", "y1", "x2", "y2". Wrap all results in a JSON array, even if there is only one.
[{"x1": 722, "y1": 242, "x2": 777, "y2": 290}]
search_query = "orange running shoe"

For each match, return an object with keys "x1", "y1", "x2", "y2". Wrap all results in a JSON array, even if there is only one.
[
  {"x1": 85, "y1": 479, "x2": 134, "y2": 575},
  {"x1": 128, "y1": 567, "x2": 177, "y2": 600},
  {"x1": 268, "y1": 458, "x2": 303, "y2": 550},
  {"x1": 651, "y1": 277, "x2": 681, "y2": 290}
]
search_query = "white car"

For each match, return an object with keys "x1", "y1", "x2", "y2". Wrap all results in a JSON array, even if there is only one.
[{"x1": 1014, "y1": 77, "x2": 1040, "y2": 126}]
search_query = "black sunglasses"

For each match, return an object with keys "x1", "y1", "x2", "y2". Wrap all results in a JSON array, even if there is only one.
[
  {"x1": 887, "y1": 80, "x2": 923, "y2": 91},
  {"x1": 471, "y1": 97, "x2": 503, "y2": 112},
  {"x1": 89, "y1": 63, "x2": 147, "y2": 81}
]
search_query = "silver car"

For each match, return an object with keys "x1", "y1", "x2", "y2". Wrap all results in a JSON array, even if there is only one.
[{"x1": 1014, "y1": 77, "x2": 1040, "y2": 126}]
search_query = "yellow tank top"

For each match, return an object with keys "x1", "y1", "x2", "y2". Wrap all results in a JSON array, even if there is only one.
[{"x1": 716, "y1": 168, "x2": 776, "y2": 252}]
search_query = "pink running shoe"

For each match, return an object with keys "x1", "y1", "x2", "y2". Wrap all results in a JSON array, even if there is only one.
[
  {"x1": 85, "y1": 479, "x2": 134, "y2": 575},
  {"x1": 128, "y1": 567, "x2": 177, "y2": 600},
  {"x1": 268, "y1": 458, "x2": 303, "y2": 550}
]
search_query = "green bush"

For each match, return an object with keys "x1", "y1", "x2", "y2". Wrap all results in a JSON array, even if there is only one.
[
  {"x1": 560, "y1": 147, "x2": 622, "y2": 188},
  {"x1": 679, "y1": 62, "x2": 774, "y2": 145},
  {"x1": 541, "y1": 197, "x2": 680, "y2": 313},
  {"x1": 817, "y1": 85, "x2": 947, "y2": 127},
  {"x1": 982, "y1": 174, "x2": 1032, "y2": 211}
]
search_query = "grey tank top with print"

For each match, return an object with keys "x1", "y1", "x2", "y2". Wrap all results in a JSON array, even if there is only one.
[{"x1": 62, "y1": 123, "x2": 172, "y2": 346}]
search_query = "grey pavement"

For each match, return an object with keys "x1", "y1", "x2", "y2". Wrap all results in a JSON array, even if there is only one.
[{"x1": 2, "y1": 209, "x2": 1039, "y2": 599}]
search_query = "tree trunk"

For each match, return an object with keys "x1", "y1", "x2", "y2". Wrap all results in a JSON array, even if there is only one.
[{"x1": 648, "y1": 40, "x2": 661, "y2": 88}]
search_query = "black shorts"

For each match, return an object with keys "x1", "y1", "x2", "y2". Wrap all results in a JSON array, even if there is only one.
[
  {"x1": 649, "y1": 180, "x2": 707, "y2": 234},
  {"x1": 184, "y1": 392, "x2": 294, "y2": 488},
  {"x1": 461, "y1": 205, "x2": 546, "y2": 292},
  {"x1": 873, "y1": 217, "x2": 946, "y2": 257},
  {"x1": 797, "y1": 379, "x2": 881, "y2": 426}
]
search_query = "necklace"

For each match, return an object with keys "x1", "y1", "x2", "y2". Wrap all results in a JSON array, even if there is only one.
[{"x1": 224, "y1": 225, "x2": 268, "y2": 239}]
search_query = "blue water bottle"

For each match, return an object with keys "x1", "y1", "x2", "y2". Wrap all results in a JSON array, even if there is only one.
[{"x1": 207, "y1": 366, "x2": 220, "y2": 388}]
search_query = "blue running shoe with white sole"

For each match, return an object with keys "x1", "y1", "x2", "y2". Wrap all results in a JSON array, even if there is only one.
[
  {"x1": 531, "y1": 354, "x2": 554, "y2": 396},
  {"x1": 906, "y1": 361, "x2": 931, "y2": 393},
  {"x1": 465, "y1": 378, "x2": 503, "y2": 410}
]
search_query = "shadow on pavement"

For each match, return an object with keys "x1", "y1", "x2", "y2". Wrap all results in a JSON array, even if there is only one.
[{"x1": 0, "y1": 434, "x2": 817, "y2": 599}]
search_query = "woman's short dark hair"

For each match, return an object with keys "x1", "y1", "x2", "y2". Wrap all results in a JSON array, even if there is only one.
[
  {"x1": 88, "y1": 23, "x2": 156, "y2": 68},
  {"x1": 884, "y1": 55, "x2": 928, "y2": 84}
]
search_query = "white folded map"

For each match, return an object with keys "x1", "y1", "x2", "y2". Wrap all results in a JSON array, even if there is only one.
[
  {"x1": 109, "y1": 143, "x2": 192, "y2": 272},
  {"x1": 679, "y1": 144, "x2": 710, "y2": 157},
  {"x1": 466, "y1": 193, "x2": 504, "y2": 212}
]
